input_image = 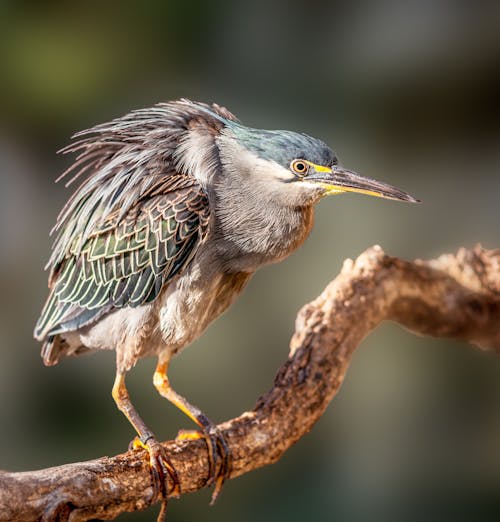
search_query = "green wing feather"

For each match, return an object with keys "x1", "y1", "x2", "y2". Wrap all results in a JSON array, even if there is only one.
[{"x1": 34, "y1": 181, "x2": 210, "y2": 339}]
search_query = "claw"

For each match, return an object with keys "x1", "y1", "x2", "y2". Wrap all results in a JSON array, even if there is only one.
[
  {"x1": 209, "y1": 428, "x2": 231, "y2": 505},
  {"x1": 130, "y1": 434, "x2": 181, "y2": 519},
  {"x1": 176, "y1": 427, "x2": 231, "y2": 504}
]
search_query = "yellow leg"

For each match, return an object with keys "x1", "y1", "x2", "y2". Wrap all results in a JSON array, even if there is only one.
[
  {"x1": 112, "y1": 370, "x2": 180, "y2": 520},
  {"x1": 153, "y1": 359, "x2": 231, "y2": 504}
]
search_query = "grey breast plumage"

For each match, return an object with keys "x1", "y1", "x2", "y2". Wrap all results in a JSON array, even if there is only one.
[{"x1": 34, "y1": 100, "x2": 238, "y2": 361}]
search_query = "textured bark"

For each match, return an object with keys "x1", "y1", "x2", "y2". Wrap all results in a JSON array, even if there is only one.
[{"x1": 1, "y1": 245, "x2": 499, "y2": 521}]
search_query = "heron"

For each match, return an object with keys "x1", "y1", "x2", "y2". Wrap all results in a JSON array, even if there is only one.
[{"x1": 34, "y1": 99, "x2": 418, "y2": 517}]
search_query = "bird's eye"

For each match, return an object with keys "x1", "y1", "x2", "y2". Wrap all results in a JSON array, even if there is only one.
[{"x1": 291, "y1": 160, "x2": 309, "y2": 176}]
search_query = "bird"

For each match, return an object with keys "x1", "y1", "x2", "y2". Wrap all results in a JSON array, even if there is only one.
[{"x1": 34, "y1": 99, "x2": 418, "y2": 517}]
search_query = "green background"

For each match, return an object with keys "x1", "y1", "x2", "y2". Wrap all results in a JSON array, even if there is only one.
[{"x1": 0, "y1": 1, "x2": 499, "y2": 521}]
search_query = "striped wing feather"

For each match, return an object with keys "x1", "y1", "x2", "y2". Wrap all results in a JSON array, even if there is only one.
[{"x1": 35, "y1": 183, "x2": 210, "y2": 339}]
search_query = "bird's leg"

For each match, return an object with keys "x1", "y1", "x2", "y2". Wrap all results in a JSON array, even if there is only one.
[
  {"x1": 153, "y1": 359, "x2": 231, "y2": 504},
  {"x1": 112, "y1": 370, "x2": 180, "y2": 518}
]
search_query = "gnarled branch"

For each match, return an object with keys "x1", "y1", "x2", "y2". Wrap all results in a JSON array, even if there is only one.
[{"x1": 1, "y1": 246, "x2": 499, "y2": 521}]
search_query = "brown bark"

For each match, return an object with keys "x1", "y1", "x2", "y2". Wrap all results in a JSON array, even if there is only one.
[{"x1": 1, "y1": 245, "x2": 499, "y2": 521}]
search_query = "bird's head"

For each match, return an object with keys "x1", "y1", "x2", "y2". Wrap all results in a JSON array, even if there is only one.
[{"x1": 215, "y1": 122, "x2": 419, "y2": 207}]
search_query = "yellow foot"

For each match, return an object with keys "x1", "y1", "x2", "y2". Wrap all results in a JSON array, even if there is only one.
[
  {"x1": 176, "y1": 427, "x2": 231, "y2": 504},
  {"x1": 130, "y1": 434, "x2": 181, "y2": 519}
]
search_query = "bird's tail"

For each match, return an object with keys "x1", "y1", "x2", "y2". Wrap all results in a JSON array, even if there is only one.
[
  {"x1": 41, "y1": 333, "x2": 95, "y2": 366},
  {"x1": 41, "y1": 335, "x2": 64, "y2": 366}
]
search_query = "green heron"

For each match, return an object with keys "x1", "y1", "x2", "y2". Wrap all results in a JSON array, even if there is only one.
[{"x1": 34, "y1": 99, "x2": 418, "y2": 515}]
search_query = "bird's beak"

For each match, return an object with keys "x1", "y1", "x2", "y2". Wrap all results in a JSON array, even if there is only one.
[{"x1": 309, "y1": 165, "x2": 420, "y2": 203}]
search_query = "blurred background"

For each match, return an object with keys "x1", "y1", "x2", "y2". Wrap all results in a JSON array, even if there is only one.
[{"x1": 0, "y1": 1, "x2": 499, "y2": 521}]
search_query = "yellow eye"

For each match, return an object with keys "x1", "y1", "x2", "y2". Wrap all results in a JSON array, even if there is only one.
[{"x1": 291, "y1": 159, "x2": 309, "y2": 176}]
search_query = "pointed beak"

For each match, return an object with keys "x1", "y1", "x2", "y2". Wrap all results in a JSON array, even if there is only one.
[{"x1": 309, "y1": 165, "x2": 421, "y2": 203}]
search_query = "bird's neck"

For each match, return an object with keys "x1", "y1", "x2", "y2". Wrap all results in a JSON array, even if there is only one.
[{"x1": 211, "y1": 170, "x2": 315, "y2": 273}]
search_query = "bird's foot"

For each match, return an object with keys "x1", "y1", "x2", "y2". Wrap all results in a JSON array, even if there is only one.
[
  {"x1": 177, "y1": 426, "x2": 231, "y2": 504},
  {"x1": 130, "y1": 434, "x2": 181, "y2": 520}
]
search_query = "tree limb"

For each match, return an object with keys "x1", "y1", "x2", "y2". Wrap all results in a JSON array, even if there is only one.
[{"x1": 1, "y1": 245, "x2": 499, "y2": 521}]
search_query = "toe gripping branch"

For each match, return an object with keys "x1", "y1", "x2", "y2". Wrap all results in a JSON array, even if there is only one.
[
  {"x1": 177, "y1": 418, "x2": 232, "y2": 504},
  {"x1": 130, "y1": 434, "x2": 181, "y2": 500}
]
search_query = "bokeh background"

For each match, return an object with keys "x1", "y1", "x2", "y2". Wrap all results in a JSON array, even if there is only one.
[{"x1": 1, "y1": 1, "x2": 499, "y2": 521}]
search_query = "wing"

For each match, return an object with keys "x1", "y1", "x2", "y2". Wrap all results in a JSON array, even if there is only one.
[
  {"x1": 34, "y1": 178, "x2": 210, "y2": 340},
  {"x1": 34, "y1": 99, "x2": 236, "y2": 344}
]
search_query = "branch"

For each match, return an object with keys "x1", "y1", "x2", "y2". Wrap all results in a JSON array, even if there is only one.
[{"x1": 1, "y1": 246, "x2": 499, "y2": 521}]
